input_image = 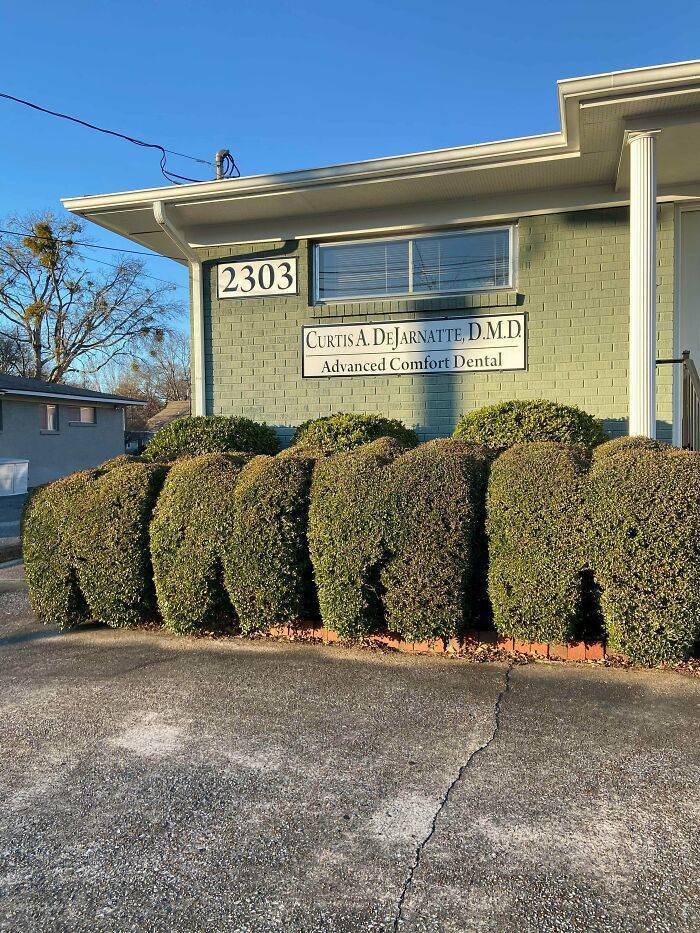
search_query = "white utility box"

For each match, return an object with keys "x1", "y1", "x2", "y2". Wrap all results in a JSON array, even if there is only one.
[{"x1": 0, "y1": 459, "x2": 29, "y2": 496}]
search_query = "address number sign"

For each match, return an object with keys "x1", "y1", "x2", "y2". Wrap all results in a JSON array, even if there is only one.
[{"x1": 217, "y1": 257, "x2": 297, "y2": 299}]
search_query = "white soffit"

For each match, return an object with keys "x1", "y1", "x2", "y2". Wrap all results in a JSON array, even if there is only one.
[{"x1": 62, "y1": 60, "x2": 700, "y2": 257}]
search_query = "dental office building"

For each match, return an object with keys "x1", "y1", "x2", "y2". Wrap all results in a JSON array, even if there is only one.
[{"x1": 64, "y1": 61, "x2": 700, "y2": 447}]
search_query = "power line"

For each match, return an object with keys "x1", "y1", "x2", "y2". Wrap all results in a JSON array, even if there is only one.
[
  {"x1": 86, "y1": 254, "x2": 189, "y2": 291},
  {"x1": 0, "y1": 227, "x2": 187, "y2": 290},
  {"x1": 0, "y1": 90, "x2": 240, "y2": 184},
  {"x1": 0, "y1": 226, "x2": 175, "y2": 258}
]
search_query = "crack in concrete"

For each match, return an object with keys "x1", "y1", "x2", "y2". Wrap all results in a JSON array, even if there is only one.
[{"x1": 390, "y1": 662, "x2": 514, "y2": 931}]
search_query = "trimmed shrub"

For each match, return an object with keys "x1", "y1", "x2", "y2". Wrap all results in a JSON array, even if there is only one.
[
  {"x1": 143, "y1": 415, "x2": 279, "y2": 462},
  {"x1": 308, "y1": 438, "x2": 402, "y2": 637},
  {"x1": 381, "y1": 439, "x2": 490, "y2": 642},
  {"x1": 23, "y1": 473, "x2": 92, "y2": 629},
  {"x1": 292, "y1": 412, "x2": 419, "y2": 454},
  {"x1": 224, "y1": 451, "x2": 317, "y2": 633},
  {"x1": 73, "y1": 460, "x2": 167, "y2": 627},
  {"x1": 587, "y1": 445, "x2": 700, "y2": 664},
  {"x1": 487, "y1": 443, "x2": 591, "y2": 644},
  {"x1": 592, "y1": 435, "x2": 670, "y2": 463},
  {"x1": 23, "y1": 460, "x2": 166, "y2": 630},
  {"x1": 454, "y1": 399, "x2": 607, "y2": 452},
  {"x1": 99, "y1": 454, "x2": 142, "y2": 470},
  {"x1": 308, "y1": 438, "x2": 489, "y2": 642},
  {"x1": 149, "y1": 453, "x2": 249, "y2": 634}
]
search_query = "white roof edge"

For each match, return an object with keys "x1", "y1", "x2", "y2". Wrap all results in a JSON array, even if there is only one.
[
  {"x1": 63, "y1": 59, "x2": 700, "y2": 217},
  {"x1": 63, "y1": 131, "x2": 568, "y2": 213},
  {"x1": 0, "y1": 387, "x2": 146, "y2": 406}
]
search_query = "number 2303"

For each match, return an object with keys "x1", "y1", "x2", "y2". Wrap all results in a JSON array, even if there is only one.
[{"x1": 218, "y1": 258, "x2": 296, "y2": 298}]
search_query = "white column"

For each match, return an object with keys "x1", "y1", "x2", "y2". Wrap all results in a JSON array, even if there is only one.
[{"x1": 628, "y1": 130, "x2": 660, "y2": 438}]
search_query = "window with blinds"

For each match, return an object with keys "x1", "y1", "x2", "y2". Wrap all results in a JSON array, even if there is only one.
[{"x1": 315, "y1": 226, "x2": 513, "y2": 302}]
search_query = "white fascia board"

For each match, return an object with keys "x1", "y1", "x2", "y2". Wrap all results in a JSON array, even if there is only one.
[
  {"x1": 61, "y1": 59, "x2": 700, "y2": 256},
  {"x1": 62, "y1": 131, "x2": 570, "y2": 217},
  {"x1": 1, "y1": 388, "x2": 146, "y2": 406},
  {"x1": 62, "y1": 61, "x2": 700, "y2": 221}
]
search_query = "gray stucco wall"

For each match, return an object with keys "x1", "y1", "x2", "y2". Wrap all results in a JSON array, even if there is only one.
[{"x1": 0, "y1": 397, "x2": 125, "y2": 487}]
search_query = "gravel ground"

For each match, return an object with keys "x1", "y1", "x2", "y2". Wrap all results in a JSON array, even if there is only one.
[{"x1": 0, "y1": 564, "x2": 699, "y2": 932}]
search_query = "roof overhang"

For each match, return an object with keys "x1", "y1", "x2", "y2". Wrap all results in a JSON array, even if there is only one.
[
  {"x1": 0, "y1": 388, "x2": 146, "y2": 406},
  {"x1": 63, "y1": 60, "x2": 700, "y2": 259}
]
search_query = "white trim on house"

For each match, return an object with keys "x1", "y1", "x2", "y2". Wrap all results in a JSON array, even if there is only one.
[{"x1": 0, "y1": 388, "x2": 145, "y2": 406}]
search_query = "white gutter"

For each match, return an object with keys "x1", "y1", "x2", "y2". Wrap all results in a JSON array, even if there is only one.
[
  {"x1": 0, "y1": 388, "x2": 145, "y2": 406},
  {"x1": 153, "y1": 201, "x2": 206, "y2": 416}
]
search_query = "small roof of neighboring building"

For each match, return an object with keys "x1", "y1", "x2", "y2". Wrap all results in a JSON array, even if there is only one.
[
  {"x1": 0, "y1": 374, "x2": 146, "y2": 406},
  {"x1": 145, "y1": 398, "x2": 191, "y2": 431}
]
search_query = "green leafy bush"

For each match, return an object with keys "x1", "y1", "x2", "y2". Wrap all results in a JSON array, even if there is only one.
[
  {"x1": 23, "y1": 473, "x2": 92, "y2": 629},
  {"x1": 308, "y1": 438, "x2": 489, "y2": 641},
  {"x1": 224, "y1": 450, "x2": 317, "y2": 633},
  {"x1": 592, "y1": 435, "x2": 670, "y2": 463},
  {"x1": 23, "y1": 460, "x2": 166, "y2": 629},
  {"x1": 143, "y1": 415, "x2": 279, "y2": 462},
  {"x1": 382, "y1": 439, "x2": 490, "y2": 642},
  {"x1": 74, "y1": 460, "x2": 167, "y2": 627},
  {"x1": 149, "y1": 453, "x2": 249, "y2": 634},
  {"x1": 587, "y1": 444, "x2": 700, "y2": 664},
  {"x1": 292, "y1": 412, "x2": 419, "y2": 454},
  {"x1": 487, "y1": 443, "x2": 591, "y2": 644},
  {"x1": 308, "y1": 438, "x2": 401, "y2": 637},
  {"x1": 454, "y1": 399, "x2": 607, "y2": 452}
]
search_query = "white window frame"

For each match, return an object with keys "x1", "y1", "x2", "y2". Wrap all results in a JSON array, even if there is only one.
[
  {"x1": 68, "y1": 405, "x2": 97, "y2": 425},
  {"x1": 313, "y1": 224, "x2": 517, "y2": 304},
  {"x1": 40, "y1": 403, "x2": 60, "y2": 434}
]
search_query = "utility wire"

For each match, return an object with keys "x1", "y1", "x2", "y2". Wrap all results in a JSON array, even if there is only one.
[
  {"x1": 0, "y1": 226, "x2": 176, "y2": 259},
  {"x1": 0, "y1": 91, "x2": 239, "y2": 183},
  {"x1": 0, "y1": 227, "x2": 187, "y2": 290},
  {"x1": 86, "y1": 253, "x2": 188, "y2": 290}
]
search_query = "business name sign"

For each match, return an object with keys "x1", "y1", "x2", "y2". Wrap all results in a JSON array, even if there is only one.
[
  {"x1": 217, "y1": 257, "x2": 297, "y2": 298},
  {"x1": 302, "y1": 312, "x2": 526, "y2": 378}
]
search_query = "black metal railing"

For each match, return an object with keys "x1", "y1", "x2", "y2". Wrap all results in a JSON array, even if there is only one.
[{"x1": 656, "y1": 350, "x2": 700, "y2": 450}]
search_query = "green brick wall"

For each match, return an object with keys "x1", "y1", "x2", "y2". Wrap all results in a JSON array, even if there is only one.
[{"x1": 197, "y1": 204, "x2": 675, "y2": 443}]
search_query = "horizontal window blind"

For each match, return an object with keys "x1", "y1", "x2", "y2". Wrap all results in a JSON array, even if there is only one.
[{"x1": 316, "y1": 227, "x2": 513, "y2": 301}]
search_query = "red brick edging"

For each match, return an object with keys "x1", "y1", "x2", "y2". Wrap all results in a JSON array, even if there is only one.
[{"x1": 267, "y1": 624, "x2": 610, "y2": 662}]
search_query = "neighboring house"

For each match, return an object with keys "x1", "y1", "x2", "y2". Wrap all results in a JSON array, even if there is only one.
[
  {"x1": 125, "y1": 398, "x2": 191, "y2": 453},
  {"x1": 145, "y1": 398, "x2": 191, "y2": 435},
  {"x1": 64, "y1": 61, "x2": 700, "y2": 447},
  {"x1": 0, "y1": 374, "x2": 145, "y2": 488}
]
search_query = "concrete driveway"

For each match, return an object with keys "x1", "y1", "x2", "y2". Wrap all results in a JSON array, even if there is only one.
[{"x1": 1, "y1": 565, "x2": 699, "y2": 932}]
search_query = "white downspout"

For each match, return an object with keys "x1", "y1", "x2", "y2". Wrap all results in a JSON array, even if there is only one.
[{"x1": 153, "y1": 200, "x2": 206, "y2": 417}]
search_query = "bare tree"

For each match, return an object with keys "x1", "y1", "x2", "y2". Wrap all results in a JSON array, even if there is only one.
[
  {"x1": 102, "y1": 331, "x2": 190, "y2": 430},
  {"x1": 0, "y1": 328, "x2": 32, "y2": 376},
  {"x1": 0, "y1": 212, "x2": 179, "y2": 382},
  {"x1": 135, "y1": 330, "x2": 190, "y2": 402}
]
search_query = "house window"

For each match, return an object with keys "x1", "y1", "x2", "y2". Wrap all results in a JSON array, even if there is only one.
[
  {"x1": 41, "y1": 403, "x2": 59, "y2": 432},
  {"x1": 314, "y1": 226, "x2": 514, "y2": 302},
  {"x1": 69, "y1": 406, "x2": 97, "y2": 425}
]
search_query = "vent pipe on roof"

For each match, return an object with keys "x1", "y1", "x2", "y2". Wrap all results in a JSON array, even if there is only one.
[{"x1": 215, "y1": 149, "x2": 231, "y2": 180}]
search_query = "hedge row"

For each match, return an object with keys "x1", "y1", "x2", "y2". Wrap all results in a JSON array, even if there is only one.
[
  {"x1": 23, "y1": 434, "x2": 700, "y2": 665},
  {"x1": 486, "y1": 442, "x2": 590, "y2": 645},
  {"x1": 24, "y1": 459, "x2": 166, "y2": 629},
  {"x1": 487, "y1": 438, "x2": 700, "y2": 664},
  {"x1": 140, "y1": 399, "x2": 607, "y2": 462}
]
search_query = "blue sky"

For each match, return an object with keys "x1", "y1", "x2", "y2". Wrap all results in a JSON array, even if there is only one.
[{"x1": 1, "y1": 0, "x2": 698, "y2": 320}]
